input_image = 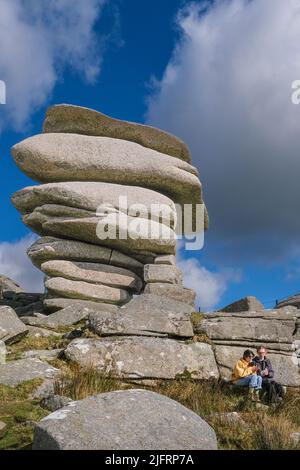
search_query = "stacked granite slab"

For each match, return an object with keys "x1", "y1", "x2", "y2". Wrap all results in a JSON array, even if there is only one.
[
  {"x1": 11, "y1": 104, "x2": 206, "y2": 309},
  {"x1": 10, "y1": 104, "x2": 216, "y2": 381}
]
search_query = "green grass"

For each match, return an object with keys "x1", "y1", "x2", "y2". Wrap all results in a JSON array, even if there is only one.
[
  {"x1": 7, "y1": 335, "x2": 69, "y2": 361},
  {"x1": 0, "y1": 379, "x2": 48, "y2": 450}
]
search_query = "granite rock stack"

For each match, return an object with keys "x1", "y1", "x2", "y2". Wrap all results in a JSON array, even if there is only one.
[{"x1": 11, "y1": 104, "x2": 213, "y2": 381}]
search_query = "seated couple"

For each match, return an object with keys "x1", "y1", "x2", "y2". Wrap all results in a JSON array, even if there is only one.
[{"x1": 231, "y1": 346, "x2": 285, "y2": 403}]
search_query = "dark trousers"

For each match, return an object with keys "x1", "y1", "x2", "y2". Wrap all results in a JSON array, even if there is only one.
[{"x1": 262, "y1": 379, "x2": 284, "y2": 403}]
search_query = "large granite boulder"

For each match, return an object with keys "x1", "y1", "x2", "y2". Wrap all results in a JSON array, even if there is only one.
[
  {"x1": 144, "y1": 264, "x2": 182, "y2": 285},
  {"x1": 21, "y1": 304, "x2": 94, "y2": 329},
  {"x1": 0, "y1": 305, "x2": 28, "y2": 344},
  {"x1": 43, "y1": 104, "x2": 192, "y2": 163},
  {"x1": 64, "y1": 336, "x2": 219, "y2": 380},
  {"x1": 33, "y1": 389, "x2": 217, "y2": 450},
  {"x1": 89, "y1": 294, "x2": 194, "y2": 338},
  {"x1": 11, "y1": 134, "x2": 203, "y2": 214},
  {"x1": 219, "y1": 296, "x2": 264, "y2": 313}
]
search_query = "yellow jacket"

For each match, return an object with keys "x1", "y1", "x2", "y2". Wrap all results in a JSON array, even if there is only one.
[{"x1": 231, "y1": 359, "x2": 256, "y2": 382}]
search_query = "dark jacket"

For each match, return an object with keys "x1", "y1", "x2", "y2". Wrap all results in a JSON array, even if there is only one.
[{"x1": 253, "y1": 356, "x2": 274, "y2": 379}]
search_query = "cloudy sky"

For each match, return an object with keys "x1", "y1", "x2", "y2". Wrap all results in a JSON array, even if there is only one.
[{"x1": 1, "y1": 0, "x2": 300, "y2": 310}]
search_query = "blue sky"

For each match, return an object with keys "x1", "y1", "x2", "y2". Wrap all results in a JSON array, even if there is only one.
[{"x1": 1, "y1": 0, "x2": 300, "y2": 310}]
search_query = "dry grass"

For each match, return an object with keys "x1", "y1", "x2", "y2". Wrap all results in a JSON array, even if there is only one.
[
  {"x1": 53, "y1": 363, "x2": 131, "y2": 400},
  {"x1": 7, "y1": 335, "x2": 69, "y2": 360},
  {"x1": 250, "y1": 414, "x2": 299, "y2": 450}
]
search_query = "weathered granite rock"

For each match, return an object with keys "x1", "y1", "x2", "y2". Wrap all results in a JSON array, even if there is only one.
[
  {"x1": 41, "y1": 260, "x2": 142, "y2": 293},
  {"x1": 12, "y1": 181, "x2": 176, "y2": 228},
  {"x1": 199, "y1": 309, "x2": 298, "y2": 344},
  {"x1": 43, "y1": 104, "x2": 191, "y2": 162},
  {"x1": 23, "y1": 205, "x2": 176, "y2": 255},
  {"x1": 144, "y1": 264, "x2": 182, "y2": 285},
  {"x1": 0, "y1": 306, "x2": 28, "y2": 344},
  {"x1": 0, "y1": 358, "x2": 59, "y2": 387},
  {"x1": 21, "y1": 304, "x2": 95, "y2": 329},
  {"x1": 28, "y1": 237, "x2": 144, "y2": 274},
  {"x1": 33, "y1": 389, "x2": 217, "y2": 450},
  {"x1": 276, "y1": 294, "x2": 300, "y2": 309},
  {"x1": 64, "y1": 336, "x2": 219, "y2": 380},
  {"x1": 219, "y1": 296, "x2": 264, "y2": 313},
  {"x1": 11, "y1": 134, "x2": 203, "y2": 214},
  {"x1": 43, "y1": 298, "x2": 119, "y2": 314},
  {"x1": 154, "y1": 254, "x2": 176, "y2": 265},
  {"x1": 0, "y1": 340, "x2": 6, "y2": 364},
  {"x1": 144, "y1": 283, "x2": 196, "y2": 306},
  {"x1": 89, "y1": 294, "x2": 194, "y2": 338},
  {"x1": 0, "y1": 275, "x2": 23, "y2": 296},
  {"x1": 22, "y1": 349, "x2": 63, "y2": 361},
  {"x1": 45, "y1": 277, "x2": 130, "y2": 305}
]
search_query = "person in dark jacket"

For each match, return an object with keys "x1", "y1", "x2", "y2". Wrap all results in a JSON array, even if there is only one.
[{"x1": 252, "y1": 346, "x2": 285, "y2": 403}]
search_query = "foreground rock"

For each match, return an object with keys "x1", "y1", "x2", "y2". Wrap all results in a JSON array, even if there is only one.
[
  {"x1": 219, "y1": 296, "x2": 264, "y2": 313},
  {"x1": 0, "y1": 306, "x2": 28, "y2": 344},
  {"x1": 64, "y1": 336, "x2": 219, "y2": 380},
  {"x1": 43, "y1": 104, "x2": 192, "y2": 162},
  {"x1": 199, "y1": 308, "x2": 300, "y2": 387},
  {"x1": 12, "y1": 133, "x2": 202, "y2": 211},
  {"x1": 89, "y1": 294, "x2": 194, "y2": 338},
  {"x1": 0, "y1": 358, "x2": 59, "y2": 387},
  {"x1": 33, "y1": 389, "x2": 217, "y2": 450}
]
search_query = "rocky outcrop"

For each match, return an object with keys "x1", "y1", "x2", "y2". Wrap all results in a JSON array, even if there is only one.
[
  {"x1": 198, "y1": 307, "x2": 300, "y2": 387},
  {"x1": 11, "y1": 103, "x2": 210, "y2": 383},
  {"x1": 219, "y1": 296, "x2": 264, "y2": 313},
  {"x1": 0, "y1": 305, "x2": 28, "y2": 344},
  {"x1": 33, "y1": 389, "x2": 217, "y2": 450}
]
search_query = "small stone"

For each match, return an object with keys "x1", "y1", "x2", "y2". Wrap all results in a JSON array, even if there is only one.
[
  {"x1": 21, "y1": 349, "x2": 63, "y2": 361},
  {"x1": 63, "y1": 329, "x2": 83, "y2": 340},
  {"x1": 0, "y1": 421, "x2": 7, "y2": 432},
  {"x1": 144, "y1": 264, "x2": 183, "y2": 285},
  {"x1": 290, "y1": 432, "x2": 300, "y2": 446},
  {"x1": 40, "y1": 395, "x2": 73, "y2": 412},
  {"x1": 154, "y1": 255, "x2": 176, "y2": 266},
  {"x1": 144, "y1": 283, "x2": 196, "y2": 306}
]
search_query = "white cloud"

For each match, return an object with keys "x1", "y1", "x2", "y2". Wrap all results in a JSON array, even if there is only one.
[
  {"x1": 147, "y1": 0, "x2": 300, "y2": 264},
  {"x1": 0, "y1": 0, "x2": 107, "y2": 130},
  {"x1": 0, "y1": 234, "x2": 44, "y2": 292},
  {"x1": 177, "y1": 245, "x2": 241, "y2": 310}
]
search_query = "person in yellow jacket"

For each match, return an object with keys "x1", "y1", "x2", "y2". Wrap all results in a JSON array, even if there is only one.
[{"x1": 231, "y1": 349, "x2": 263, "y2": 402}]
